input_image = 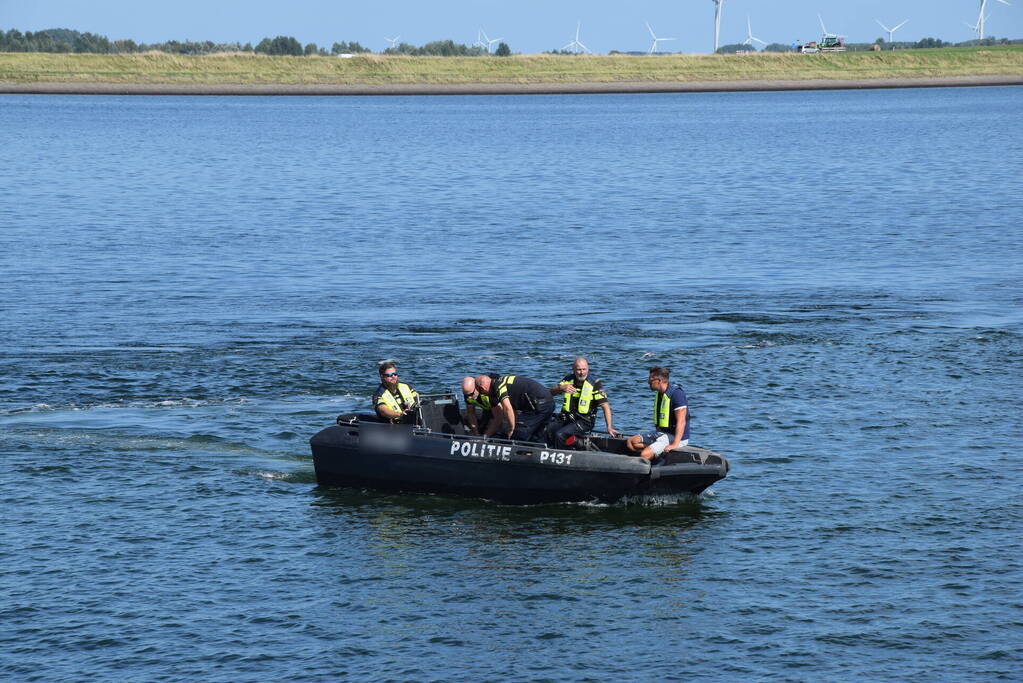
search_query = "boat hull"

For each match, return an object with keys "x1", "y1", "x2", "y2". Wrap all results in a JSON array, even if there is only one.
[{"x1": 310, "y1": 422, "x2": 729, "y2": 504}]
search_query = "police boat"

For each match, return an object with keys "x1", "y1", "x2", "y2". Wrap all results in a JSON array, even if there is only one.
[{"x1": 310, "y1": 393, "x2": 730, "y2": 505}]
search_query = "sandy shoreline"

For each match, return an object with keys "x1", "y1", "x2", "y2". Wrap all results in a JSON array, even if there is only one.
[{"x1": 2, "y1": 74, "x2": 1021, "y2": 96}]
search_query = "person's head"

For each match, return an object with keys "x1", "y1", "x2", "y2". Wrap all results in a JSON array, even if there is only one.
[
  {"x1": 647, "y1": 366, "x2": 670, "y2": 392},
  {"x1": 378, "y1": 362, "x2": 399, "y2": 387},
  {"x1": 461, "y1": 376, "x2": 478, "y2": 400},
  {"x1": 573, "y1": 357, "x2": 589, "y2": 381},
  {"x1": 474, "y1": 374, "x2": 492, "y2": 395}
]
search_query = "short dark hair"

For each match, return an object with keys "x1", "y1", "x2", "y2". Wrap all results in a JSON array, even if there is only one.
[
  {"x1": 648, "y1": 366, "x2": 670, "y2": 381},
  {"x1": 378, "y1": 362, "x2": 396, "y2": 376}
]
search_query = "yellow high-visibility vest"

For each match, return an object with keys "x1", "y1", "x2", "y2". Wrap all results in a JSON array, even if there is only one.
[
  {"x1": 377, "y1": 382, "x2": 417, "y2": 414},
  {"x1": 467, "y1": 393, "x2": 492, "y2": 411},
  {"x1": 654, "y1": 391, "x2": 671, "y2": 428},
  {"x1": 561, "y1": 379, "x2": 595, "y2": 415}
]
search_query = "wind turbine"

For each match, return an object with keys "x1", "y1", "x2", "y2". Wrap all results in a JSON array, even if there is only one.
[
  {"x1": 646, "y1": 22, "x2": 676, "y2": 54},
  {"x1": 384, "y1": 35, "x2": 400, "y2": 50},
  {"x1": 968, "y1": 0, "x2": 1011, "y2": 39},
  {"x1": 481, "y1": 29, "x2": 503, "y2": 54},
  {"x1": 818, "y1": 14, "x2": 837, "y2": 38},
  {"x1": 875, "y1": 19, "x2": 908, "y2": 43},
  {"x1": 711, "y1": 0, "x2": 725, "y2": 52},
  {"x1": 562, "y1": 22, "x2": 590, "y2": 53},
  {"x1": 743, "y1": 16, "x2": 766, "y2": 47}
]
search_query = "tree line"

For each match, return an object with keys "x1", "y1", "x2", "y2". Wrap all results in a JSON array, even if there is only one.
[
  {"x1": 3, "y1": 27, "x2": 1017, "y2": 58},
  {"x1": 0, "y1": 28, "x2": 511, "y2": 57}
]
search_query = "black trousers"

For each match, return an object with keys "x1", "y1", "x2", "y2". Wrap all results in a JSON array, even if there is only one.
[
  {"x1": 511, "y1": 398, "x2": 555, "y2": 443},
  {"x1": 546, "y1": 414, "x2": 593, "y2": 449}
]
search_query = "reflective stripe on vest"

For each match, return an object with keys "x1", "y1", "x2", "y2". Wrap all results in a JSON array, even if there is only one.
[
  {"x1": 468, "y1": 393, "x2": 492, "y2": 411},
  {"x1": 497, "y1": 375, "x2": 515, "y2": 401},
  {"x1": 654, "y1": 391, "x2": 671, "y2": 428},
  {"x1": 561, "y1": 380, "x2": 594, "y2": 415},
  {"x1": 379, "y1": 382, "x2": 417, "y2": 413}
]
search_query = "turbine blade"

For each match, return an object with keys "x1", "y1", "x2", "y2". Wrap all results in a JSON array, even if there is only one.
[{"x1": 894, "y1": 20, "x2": 909, "y2": 31}]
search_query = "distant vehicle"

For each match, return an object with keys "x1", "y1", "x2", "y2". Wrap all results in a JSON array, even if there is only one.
[
  {"x1": 797, "y1": 35, "x2": 845, "y2": 53},
  {"x1": 818, "y1": 36, "x2": 846, "y2": 52}
]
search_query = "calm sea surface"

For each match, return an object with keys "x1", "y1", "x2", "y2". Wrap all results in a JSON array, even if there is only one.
[{"x1": 1, "y1": 88, "x2": 1021, "y2": 680}]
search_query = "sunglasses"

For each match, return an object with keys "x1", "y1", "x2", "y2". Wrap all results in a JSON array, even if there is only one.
[{"x1": 383, "y1": 371, "x2": 398, "y2": 377}]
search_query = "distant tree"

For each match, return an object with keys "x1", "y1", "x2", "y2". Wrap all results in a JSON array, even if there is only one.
[
  {"x1": 112, "y1": 39, "x2": 138, "y2": 53},
  {"x1": 74, "y1": 32, "x2": 111, "y2": 53},
  {"x1": 383, "y1": 39, "x2": 485, "y2": 56},
  {"x1": 762, "y1": 42, "x2": 791, "y2": 53},
  {"x1": 716, "y1": 42, "x2": 754, "y2": 54},
  {"x1": 331, "y1": 41, "x2": 371, "y2": 55},
  {"x1": 914, "y1": 37, "x2": 947, "y2": 49},
  {"x1": 495, "y1": 41, "x2": 511, "y2": 56},
  {"x1": 255, "y1": 35, "x2": 303, "y2": 56},
  {"x1": 304, "y1": 42, "x2": 318, "y2": 55}
]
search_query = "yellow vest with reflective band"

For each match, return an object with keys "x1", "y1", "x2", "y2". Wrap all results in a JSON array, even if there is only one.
[
  {"x1": 561, "y1": 379, "x2": 595, "y2": 416},
  {"x1": 377, "y1": 382, "x2": 417, "y2": 414},
  {"x1": 654, "y1": 391, "x2": 672, "y2": 428},
  {"x1": 467, "y1": 393, "x2": 491, "y2": 411}
]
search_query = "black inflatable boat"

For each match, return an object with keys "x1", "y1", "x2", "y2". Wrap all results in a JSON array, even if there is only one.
[{"x1": 310, "y1": 393, "x2": 730, "y2": 504}]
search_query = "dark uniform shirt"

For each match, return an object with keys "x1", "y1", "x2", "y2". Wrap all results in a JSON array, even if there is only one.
[{"x1": 488, "y1": 375, "x2": 552, "y2": 412}]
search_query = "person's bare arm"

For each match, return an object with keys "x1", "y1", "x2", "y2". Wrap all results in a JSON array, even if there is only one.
[
  {"x1": 601, "y1": 403, "x2": 618, "y2": 437},
  {"x1": 484, "y1": 402, "x2": 505, "y2": 437},
  {"x1": 667, "y1": 407, "x2": 687, "y2": 450}
]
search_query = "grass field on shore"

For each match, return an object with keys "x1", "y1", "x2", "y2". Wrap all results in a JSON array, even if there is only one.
[{"x1": 1, "y1": 46, "x2": 1022, "y2": 86}]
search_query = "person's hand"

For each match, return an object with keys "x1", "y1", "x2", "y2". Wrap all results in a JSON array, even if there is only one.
[
  {"x1": 563, "y1": 384, "x2": 578, "y2": 394},
  {"x1": 607, "y1": 428, "x2": 618, "y2": 437}
]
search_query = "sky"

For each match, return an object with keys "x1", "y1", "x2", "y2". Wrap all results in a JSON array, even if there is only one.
[{"x1": 2, "y1": 0, "x2": 1022, "y2": 54}]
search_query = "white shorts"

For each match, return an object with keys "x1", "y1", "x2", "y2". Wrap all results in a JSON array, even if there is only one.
[{"x1": 639, "y1": 431, "x2": 688, "y2": 456}]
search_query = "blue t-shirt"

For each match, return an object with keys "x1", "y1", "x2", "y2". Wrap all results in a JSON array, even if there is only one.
[{"x1": 658, "y1": 384, "x2": 690, "y2": 441}]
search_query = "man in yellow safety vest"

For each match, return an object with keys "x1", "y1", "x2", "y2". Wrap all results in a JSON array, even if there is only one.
[
  {"x1": 547, "y1": 357, "x2": 617, "y2": 448},
  {"x1": 626, "y1": 366, "x2": 689, "y2": 461},
  {"x1": 373, "y1": 361, "x2": 419, "y2": 423},
  {"x1": 461, "y1": 375, "x2": 495, "y2": 435}
]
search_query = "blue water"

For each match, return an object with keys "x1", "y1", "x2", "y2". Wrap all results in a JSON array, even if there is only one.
[{"x1": 1, "y1": 87, "x2": 1022, "y2": 680}]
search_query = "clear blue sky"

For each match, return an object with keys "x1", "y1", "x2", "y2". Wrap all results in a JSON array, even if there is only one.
[{"x1": 2, "y1": 0, "x2": 1021, "y2": 54}]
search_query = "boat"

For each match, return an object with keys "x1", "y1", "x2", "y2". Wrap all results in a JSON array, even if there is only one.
[{"x1": 310, "y1": 393, "x2": 730, "y2": 504}]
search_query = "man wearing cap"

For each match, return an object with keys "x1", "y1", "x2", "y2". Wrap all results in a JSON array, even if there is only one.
[
  {"x1": 626, "y1": 366, "x2": 689, "y2": 461},
  {"x1": 547, "y1": 357, "x2": 618, "y2": 448},
  {"x1": 475, "y1": 373, "x2": 554, "y2": 442},
  {"x1": 373, "y1": 361, "x2": 419, "y2": 423}
]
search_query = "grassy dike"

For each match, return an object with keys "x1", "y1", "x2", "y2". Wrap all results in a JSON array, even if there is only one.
[{"x1": 1, "y1": 46, "x2": 1022, "y2": 92}]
